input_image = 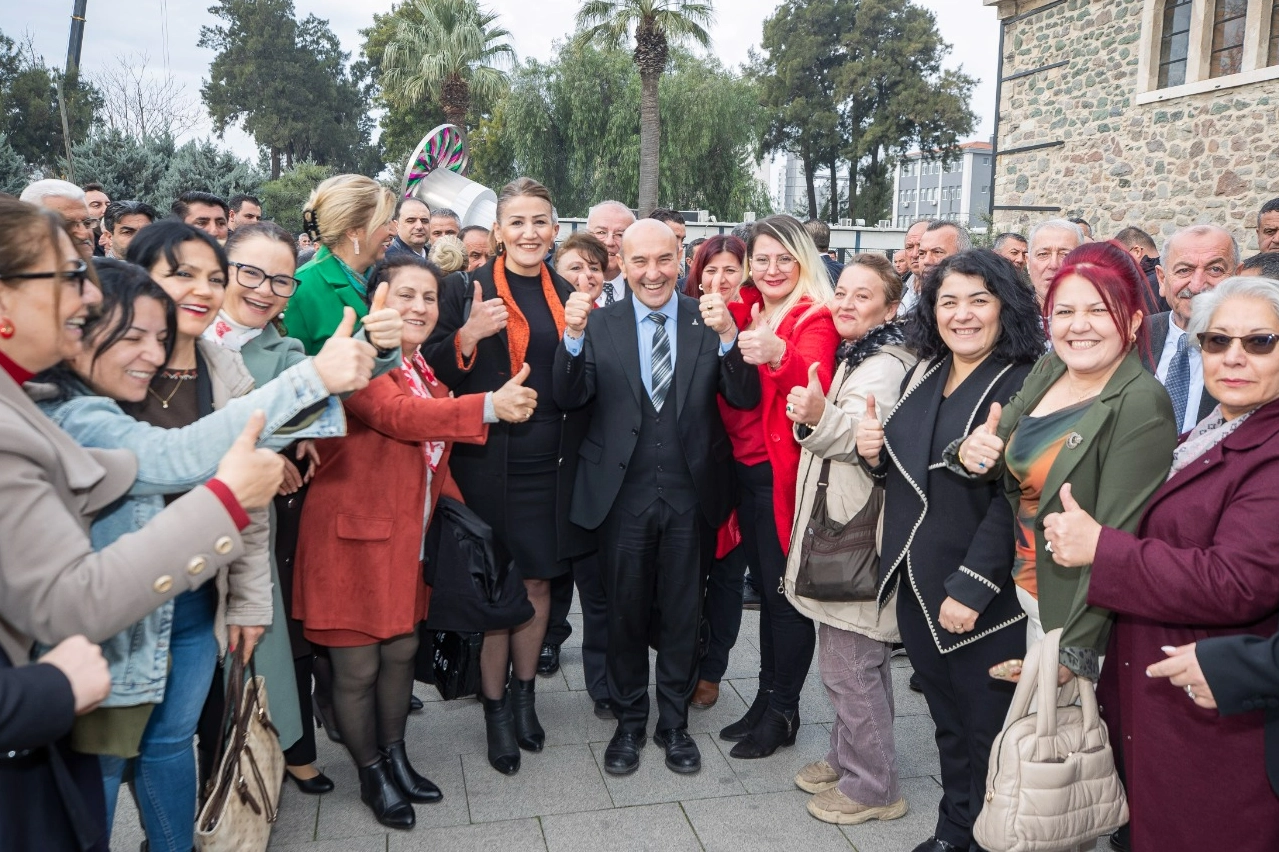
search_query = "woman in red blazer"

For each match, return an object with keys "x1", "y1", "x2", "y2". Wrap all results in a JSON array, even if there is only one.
[
  {"x1": 294, "y1": 254, "x2": 533, "y2": 830},
  {"x1": 718, "y1": 215, "x2": 839, "y2": 759}
]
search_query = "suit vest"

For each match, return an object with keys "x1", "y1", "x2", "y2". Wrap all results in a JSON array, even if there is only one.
[{"x1": 616, "y1": 392, "x2": 697, "y2": 515}]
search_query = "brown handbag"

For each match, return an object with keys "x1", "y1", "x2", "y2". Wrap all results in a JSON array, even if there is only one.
[
  {"x1": 793, "y1": 457, "x2": 883, "y2": 602},
  {"x1": 195, "y1": 655, "x2": 285, "y2": 851}
]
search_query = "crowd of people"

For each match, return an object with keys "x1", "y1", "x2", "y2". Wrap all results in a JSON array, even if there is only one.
[{"x1": 2, "y1": 170, "x2": 1279, "y2": 852}]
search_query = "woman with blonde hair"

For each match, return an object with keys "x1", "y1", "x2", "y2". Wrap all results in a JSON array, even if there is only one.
[
  {"x1": 719, "y1": 214, "x2": 841, "y2": 758},
  {"x1": 286, "y1": 174, "x2": 399, "y2": 356},
  {"x1": 422, "y1": 178, "x2": 593, "y2": 775},
  {"x1": 428, "y1": 235, "x2": 467, "y2": 277}
]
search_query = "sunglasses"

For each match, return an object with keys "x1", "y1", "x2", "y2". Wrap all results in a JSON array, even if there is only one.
[{"x1": 1196, "y1": 333, "x2": 1279, "y2": 355}]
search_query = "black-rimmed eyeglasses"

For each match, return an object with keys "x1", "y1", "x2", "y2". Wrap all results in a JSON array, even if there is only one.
[
  {"x1": 1, "y1": 259, "x2": 90, "y2": 293},
  {"x1": 231, "y1": 262, "x2": 300, "y2": 298}
]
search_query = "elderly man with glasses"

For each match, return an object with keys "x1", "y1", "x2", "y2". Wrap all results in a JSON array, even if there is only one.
[{"x1": 19, "y1": 180, "x2": 97, "y2": 261}]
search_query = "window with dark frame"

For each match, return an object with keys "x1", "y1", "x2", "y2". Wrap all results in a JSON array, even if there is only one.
[
  {"x1": 1209, "y1": 0, "x2": 1248, "y2": 78},
  {"x1": 1158, "y1": 0, "x2": 1194, "y2": 87}
]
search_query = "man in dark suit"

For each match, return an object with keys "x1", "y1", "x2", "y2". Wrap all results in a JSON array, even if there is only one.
[
  {"x1": 384, "y1": 197, "x2": 430, "y2": 259},
  {"x1": 553, "y1": 219, "x2": 760, "y2": 776},
  {"x1": 1140, "y1": 225, "x2": 1238, "y2": 432}
]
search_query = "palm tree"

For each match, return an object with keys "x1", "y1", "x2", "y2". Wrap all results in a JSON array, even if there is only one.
[
  {"x1": 382, "y1": 0, "x2": 515, "y2": 130},
  {"x1": 574, "y1": 0, "x2": 714, "y2": 216}
]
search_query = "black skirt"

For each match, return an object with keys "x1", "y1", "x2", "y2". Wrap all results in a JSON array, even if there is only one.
[{"x1": 504, "y1": 469, "x2": 571, "y2": 580}]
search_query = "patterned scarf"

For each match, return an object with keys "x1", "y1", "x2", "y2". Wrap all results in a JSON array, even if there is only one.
[
  {"x1": 1167, "y1": 405, "x2": 1251, "y2": 478},
  {"x1": 400, "y1": 352, "x2": 445, "y2": 475},
  {"x1": 202, "y1": 310, "x2": 264, "y2": 352},
  {"x1": 492, "y1": 255, "x2": 566, "y2": 374},
  {"x1": 835, "y1": 321, "x2": 906, "y2": 371}
]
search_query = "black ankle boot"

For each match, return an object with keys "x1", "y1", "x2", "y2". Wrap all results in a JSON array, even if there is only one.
[
  {"x1": 381, "y1": 740, "x2": 442, "y2": 803},
  {"x1": 483, "y1": 695, "x2": 521, "y2": 774},
  {"x1": 719, "y1": 688, "x2": 772, "y2": 741},
  {"x1": 357, "y1": 757, "x2": 415, "y2": 829},
  {"x1": 729, "y1": 707, "x2": 800, "y2": 759},
  {"x1": 509, "y1": 678, "x2": 545, "y2": 752}
]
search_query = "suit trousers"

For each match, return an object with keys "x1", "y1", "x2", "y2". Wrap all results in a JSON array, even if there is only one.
[
  {"x1": 544, "y1": 554, "x2": 609, "y2": 701},
  {"x1": 600, "y1": 496, "x2": 712, "y2": 734},
  {"x1": 897, "y1": 584, "x2": 1020, "y2": 850},
  {"x1": 698, "y1": 542, "x2": 747, "y2": 683}
]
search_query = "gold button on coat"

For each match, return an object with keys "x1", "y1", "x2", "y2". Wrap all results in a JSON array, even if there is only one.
[
  {"x1": 186, "y1": 556, "x2": 206, "y2": 576},
  {"x1": 214, "y1": 536, "x2": 234, "y2": 555},
  {"x1": 153, "y1": 575, "x2": 173, "y2": 593}
]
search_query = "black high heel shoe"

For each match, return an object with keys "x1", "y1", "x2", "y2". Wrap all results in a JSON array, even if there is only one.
[
  {"x1": 357, "y1": 757, "x2": 415, "y2": 829},
  {"x1": 286, "y1": 765, "x2": 334, "y2": 795},
  {"x1": 382, "y1": 741, "x2": 442, "y2": 803},
  {"x1": 729, "y1": 707, "x2": 799, "y2": 759},
  {"x1": 483, "y1": 695, "x2": 521, "y2": 774},
  {"x1": 719, "y1": 688, "x2": 772, "y2": 741},
  {"x1": 509, "y1": 678, "x2": 545, "y2": 752}
]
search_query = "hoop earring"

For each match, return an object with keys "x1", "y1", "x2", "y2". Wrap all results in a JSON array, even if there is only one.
[
  {"x1": 353, "y1": 238, "x2": 360, "y2": 256},
  {"x1": 0, "y1": 317, "x2": 13, "y2": 339}
]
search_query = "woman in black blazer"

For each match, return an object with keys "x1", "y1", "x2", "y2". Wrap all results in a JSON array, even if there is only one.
[
  {"x1": 421, "y1": 178, "x2": 592, "y2": 776},
  {"x1": 856, "y1": 250, "x2": 1043, "y2": 852}
]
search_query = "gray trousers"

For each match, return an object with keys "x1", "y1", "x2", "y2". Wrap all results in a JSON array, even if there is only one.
[{"x1": 818, "y1": 623, "x2": 900, "y2": 806}]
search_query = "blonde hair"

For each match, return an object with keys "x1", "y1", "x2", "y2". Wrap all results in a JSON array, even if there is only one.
[
  {"x1": 490, "y1": 177, "x2": 555, "y2": 256},
  {"x1": 428, "y1": 234, "x2": 467, "y2": 275},
  {"x1": 745, "y1": 215, "x2": 834, "y2": 329},
  {"x1": 302, "y1": 174, "x2": 396, "y2": 251}
]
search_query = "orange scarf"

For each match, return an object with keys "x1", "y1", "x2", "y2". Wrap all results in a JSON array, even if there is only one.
[{"x1": 492, "y1": 255, "x2": 566, "y2": 374}]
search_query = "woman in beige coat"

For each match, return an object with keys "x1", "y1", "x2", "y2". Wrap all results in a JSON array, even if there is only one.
[{"x1": 782, "y1": 254, "x2": 916, "y2": 825}]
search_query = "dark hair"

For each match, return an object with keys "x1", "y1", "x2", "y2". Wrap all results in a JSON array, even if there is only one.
[
  {"x1": 394, "y1": 196, "x2": 430, "y2": 219},
  {"x1": 555, "y1": 231, "x2": 608, "y2": 271},
  {"x1": 1046, "y1": 241, "x2": 1149, "y2": 358},
  {"x1": 224, "y1": 221, "x2": 297, "y2": 263},
  {"x1": 458, "y1": 224, "x2": 489, "y2": 240},
  {"x1": 1068, "y1": 217, "x2": 1092, "y2": 230},
  {"x1": 430, "y1": 207, "x2": 461, "y2": 225},
  {"x1": 125, "y1": 219, "x2": 229, "y2": 280},
  {"x1": 228, "y1": 194, "x2": 260, "y2": 212},
  {"x1": 1260, "y1": 197, "x2": 1279, "y2": 216},
  {"x1": 906, "y1": 248, "x2": 1044, "y2": 364},
  {"x1": 296, "y1": 247, "x2": 317, "y2": 266},
  {"x1": 1241, "y1": 252, "x2": 1279, "y2": 278},
  {"x1": 648, "y1": 208, "x2": 686, "y2": 227},
  {"x1": 685, "y1": 234, "x2": 747, "y2": 298},
  {"x1": 103, "y1": 200, "x2": 158, "y2": 232},
  {"x1": 368, "y1": 253, "x2": 445, "y2": 306},
  {"x1": 803, "y1": 219, "x2": 831, "y2": 251},
  {"x1": 1113, "y1": 226, "x2": 1157, "y2": 254},
  {"x1": 925, "y1": 219, "x2": 973, "y2": 251},
  {"x1": 171, "y1": 190, "x2": 229, "y2": 219},
  {"x1": 82, "y1": 182, "x2": 106, "y2": 195},
  {"x1": 993, "y1": 232, "x2": 1027, "y2": 250}
]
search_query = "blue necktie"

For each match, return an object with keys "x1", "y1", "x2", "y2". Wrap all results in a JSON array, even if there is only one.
[
  {"x1": 1166, "y1": 332, "x2": 1190, "y2": 428},
  {"x1": 649, "y1": 312, "x2": 672, "y2": 411}
]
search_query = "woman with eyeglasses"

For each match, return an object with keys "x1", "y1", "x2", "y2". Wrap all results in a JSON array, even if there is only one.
[
  {"x1": 717, "y1": 216, "x2": 840, "y2": 759},
  {"x1": 1040, "y1": 275, "x2": 1279, "y2": 851}
]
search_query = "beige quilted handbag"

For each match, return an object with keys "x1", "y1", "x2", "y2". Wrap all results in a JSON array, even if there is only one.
[
  {"x1": 195, "y1": 655, "x2": 285, "y2": 851},
  {"x1": 973, "y1": 629, "x2": 1129, "y2": 852}
]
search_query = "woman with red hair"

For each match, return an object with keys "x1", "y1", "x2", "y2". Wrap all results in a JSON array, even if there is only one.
[{"x1": 954, "y1": 241, "x2": 1178, "y2": 683}]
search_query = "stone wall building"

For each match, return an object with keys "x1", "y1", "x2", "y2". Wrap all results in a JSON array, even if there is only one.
[{"x1": 985, "y1": 0, "x2": 1279, "y2": 251}]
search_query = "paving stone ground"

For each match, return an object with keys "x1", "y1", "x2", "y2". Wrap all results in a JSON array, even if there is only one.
[{"x1": 109, "y1": 605, "x2": 1110, "y2": 852}]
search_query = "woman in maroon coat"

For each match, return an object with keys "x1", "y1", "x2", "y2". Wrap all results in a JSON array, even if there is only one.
[
  {"x1": 294, "y1": 254, "x2": 534, "y2": 829},
  {"x1": 1043, "y1": 275, "x2": 1279, "y2": 851}
]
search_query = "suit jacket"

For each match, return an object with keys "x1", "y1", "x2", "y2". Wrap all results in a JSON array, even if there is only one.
[
  {"x1": 1141, "y1": 311, "x2": 1218, "y2": 425},
  {"x1": 1199, "y1": 631, "x2": 1279, "y2": 795},
  {"x1": 553, "y1": 291, "x2": 761, "y2": 531},
  {"x1": 0, "y1": 649, "x2": 73, "y2": 753},
  {"x1": 384, "y1": 236, "x2": 427, "y2": 260}
]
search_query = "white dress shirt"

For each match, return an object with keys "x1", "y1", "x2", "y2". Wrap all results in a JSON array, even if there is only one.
[
  {"x1": 596, "y1": 273, "x2": 626, "y2": 308},
  {"x1": 1155, "y1": 320, "x2": 1206, "y2": 433}
]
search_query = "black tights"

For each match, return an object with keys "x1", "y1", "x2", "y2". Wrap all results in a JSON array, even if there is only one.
[{"x1": 328, "y1": 633, "x2": 418, "y2": 768}]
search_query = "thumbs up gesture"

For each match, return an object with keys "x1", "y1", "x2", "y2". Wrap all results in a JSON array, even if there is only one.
[
  {"x1": 214, "y1": 411, "x2": 286, "y2": 510},
  {"x1": 491, "y1": 362, "x2": 538, "y2": 423},
  {"x1": 459, "y1": 280, "x2": 510, "y2": 356},
  {"x1": 738, "y1": 303, "x2": 785, "y2": 367},
  {"x1": 698, "y1": 291, "x2": 733, "y2": 339},
  {"x1": 957, "y1": 402, "x2": 1006, "y2": 475},
  {"x1": 360, "y1": 282, "x2": 404, "y2": 352},
  {"x1": 564, "y1": 290, "x2": 593, "y2": 339},
  {"x1": 312, "y1": 306, "x2": 377, "y2": 394},
  {"x1": 1041, "y1": 482, "x2": 1102, "y2": 567},
  {"x1": 856, "y1": 392, "x2": 886, "y2": 463},
  {"x1": 785, "y1": 361, "x2": 827, "y2": 427}
]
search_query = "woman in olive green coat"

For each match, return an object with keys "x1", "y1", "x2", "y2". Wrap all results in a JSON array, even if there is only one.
[{"x1": 951, "y1": 243, "x2": 1177, "y2": 681}]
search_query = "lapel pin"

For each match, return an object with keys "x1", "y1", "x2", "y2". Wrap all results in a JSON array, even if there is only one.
[
  {"x1": 1065, "y1": 432, "x2": 1083, "y2": 449},
  {"x1": 691, "y1": 317, "x2": 698, "y2": 326}
]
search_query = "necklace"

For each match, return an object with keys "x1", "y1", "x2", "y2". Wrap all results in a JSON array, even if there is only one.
[{"x1": 149, "y1": 369, "x2": 195, "y2": 409}]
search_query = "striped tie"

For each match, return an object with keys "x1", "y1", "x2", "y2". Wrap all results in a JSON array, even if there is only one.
[{"x1": 648, "y1": 312, "x2": 672, "y2": 411}]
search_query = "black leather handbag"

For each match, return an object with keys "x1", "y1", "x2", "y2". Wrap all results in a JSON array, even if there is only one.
[
  {"x1": 429, "y1": 630, "x2": 484, "y2": 701},
  {"x1": 793, "y1": 458, "x2": 883, "y2": 602}
]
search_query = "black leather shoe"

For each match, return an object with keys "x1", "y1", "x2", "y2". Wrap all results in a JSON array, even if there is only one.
[
  {"x1": 381, "y1": 740, "x2": 442, "y2": 803},
  {"x1": 509, "y1": 678, "x2": 545, "y2": 752},
  {"x1": 742, "y1": 576, "x2": 761, "y2": 610},
  {"x1": 1109, "y1": 824, "x2": 1130, "y2": 852},
  {"x1": 593, "y1": 698, "x2": 615, "y2": 720},
  {"x1": 909, "y1": 837, "x2": 963, "y2": 852},
  {"x1": 537, "y1": 643, "x2": 561, "y2": 676},
  {"x1": 409, "y1": 694, "x2": 424, "y2": 712},
  {"x1": 603, "y1": 729, "x2": 646, "y2": 775},
  {"x1": 286, "y1": 767, "x2": 334, "y2": 795},
  {"x1": 719, "y1": 688, "x2": 772, "y2": 741},
  {"x1": 729, "y1": 707, "x2": 799, "y2": 759},
  {"x1": 483, "y1": 695, "x2": 521, "y2": 775},
  {"x1": 358, "y1": 758, "x2": 415, "y2": 829},
  {"x1": 654, "y1": 727, "x2": 701, "y2": 774},
  {"x1": 909, "y1": 672, "x2": 924, "y2": 693}
]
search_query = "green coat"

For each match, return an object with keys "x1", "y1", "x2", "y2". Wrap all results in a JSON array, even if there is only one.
[
  {"x1": 955, "y1": 349, "x2": 1177, "y2": 674},
  {"x1": 285, "y1": 247, "x2": 374, "y2": 356}
]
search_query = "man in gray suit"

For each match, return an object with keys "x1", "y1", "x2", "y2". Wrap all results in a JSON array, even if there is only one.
[{"x1": 1140, "y1": 225, "x2": 1240, "y2": 432}]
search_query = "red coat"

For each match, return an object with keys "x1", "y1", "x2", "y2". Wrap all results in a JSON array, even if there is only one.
[
  {"x1": 1088, "y1": 399, "x2": 1279, "y2": 852},
  {"x1": 728, "y1": 298, "x2": 839, "y2": 553},
  {"x1": 293, "y1": 364, "x2": 488, "y2": 644}
]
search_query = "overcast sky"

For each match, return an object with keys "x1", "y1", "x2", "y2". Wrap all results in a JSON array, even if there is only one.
[{"x1": 12, "y1": 0, "x2": 1000, "y2": 161}]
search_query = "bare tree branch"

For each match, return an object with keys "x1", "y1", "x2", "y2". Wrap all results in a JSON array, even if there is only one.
[{"x1": 90, "y1": 52, "x2": 201, "y2": 139}]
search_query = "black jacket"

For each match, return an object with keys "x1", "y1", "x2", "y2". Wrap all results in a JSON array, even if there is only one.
[
  {"x1": 1140, "y1": 311, "x2": 1218, "y2": 426},
  {"x1": 552, "y1": 291, "x2": 760, "y2": 531},
  {"x1": 1199, "y1": 631, "x2": 1279, "y2": 795}
]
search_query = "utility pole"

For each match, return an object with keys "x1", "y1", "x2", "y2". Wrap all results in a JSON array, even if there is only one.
[{"x1": 66, "y1": 0, "x2": 88, "y2": 78}]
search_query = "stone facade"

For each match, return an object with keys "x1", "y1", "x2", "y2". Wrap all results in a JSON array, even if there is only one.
[{"x1": 987, "y1": 0, "x2": 1278, "y2": 250}]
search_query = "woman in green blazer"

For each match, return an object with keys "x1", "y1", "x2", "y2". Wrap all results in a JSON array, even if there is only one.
[{"x1": 951, "y1": 242, "x2": 1177, "y2": 681}]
